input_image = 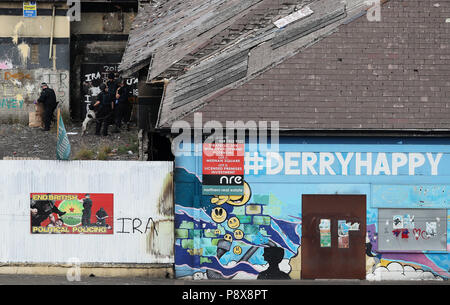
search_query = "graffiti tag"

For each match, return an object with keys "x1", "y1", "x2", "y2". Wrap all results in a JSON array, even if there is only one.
[
  {"x1": 116, "y1": 217, "x2": 158, "y2": 235},
  {"x1": 4, "y1": 72, "x2": 31, "y2": 80},
  {"x1": 0, "y1": 98, "x2": 23, "y2": 109}
]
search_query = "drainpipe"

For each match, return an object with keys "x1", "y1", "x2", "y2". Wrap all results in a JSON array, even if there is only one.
[{"x1": 49, "y1": 5, "x2": 55, "y2": 60}]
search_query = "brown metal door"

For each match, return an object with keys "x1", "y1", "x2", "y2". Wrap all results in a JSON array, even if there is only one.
[{"x1": 301, "y1": 194, "x2": 366, "y2": 279}]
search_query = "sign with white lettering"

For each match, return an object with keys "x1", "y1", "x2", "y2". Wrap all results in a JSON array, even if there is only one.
[
  {"x1": 244, "y1": 152, "x2": 443, "y2": 176},
  {"x1": 202, "y1": 139, "x2": 244, "y2": 195}
]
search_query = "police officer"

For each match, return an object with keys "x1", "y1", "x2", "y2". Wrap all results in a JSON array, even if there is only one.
[
  {"x1": 94, "y1": 83, "x2": 113, "y2": 136},
  {"x1": 106, "y1": 72, "x2": 118, "y2": 100},
  {"x1": 81, "y1": 194, "x2": 92, "y2": 226},
  {"x1": 37, "y1": 82, "x2": 57, "y2": 131},
  {"x1": 113, "y1": 78, "x2": 131, "y2": 133}
]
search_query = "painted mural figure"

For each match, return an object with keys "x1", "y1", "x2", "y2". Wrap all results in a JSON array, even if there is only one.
[
  {"x1": 257, "y1": 247, "x2": 290, "y2": 280},
  {"x1": 95, "y1": 207, "x2": 111, "y2": 229},
  {"x1": 37, "y1": 82, "x2": 58, "y2": 131},
  {"x1": 30, "y1": 196, "x2": 66, "y2": 228},
  {"x1": 81, "y1": 194, "x2": 93, "y2": 226}
]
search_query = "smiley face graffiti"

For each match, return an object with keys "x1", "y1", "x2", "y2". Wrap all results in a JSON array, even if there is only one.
[
  {"x1": 227, "y1": 216, "x2": 240, "y2": 229},
  {"x1": 211, "y1": 207, "x2": 227, "y2": 223},
  {"x1": 233, "y1": 246, "x2": 242, "y2": 255},
  {"x1": 224, "y1": 233, "x2": 233, "y2": 242},
  {"x1": 209, "y1": 182, "x2": 252, "y2": 206},
  {"x1": 234, "y1": 229, "x2": 244, "y2": 240},
  {"x1": 210, "y1": 195, "x2": 229, "y2": 205}
]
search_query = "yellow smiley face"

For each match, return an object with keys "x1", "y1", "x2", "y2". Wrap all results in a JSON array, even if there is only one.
[
  {"x1": 234, "y1": 229, "x2": 244, "y2": 240},
  {"x1": 227, "y1": 217, "x2": 240, "y2": 229},
  {"x1": 224, "y1": 233, "x2": 233, "y2": 242},
  {"x1": 225, "y1": 182, "x2": 251, "y2": 206},
  {"x1": 211, "y1": 207, "x2": 227, "y2": 223},
  {"x1": 210, "y1": 195, "x2": 229, "y2": 205},
  {"x1": 214, "y1": 229, "x2": 221, "y2": 235},
  {"x1": 233, "y1": 246, "x2": 242, "y2": 255}
]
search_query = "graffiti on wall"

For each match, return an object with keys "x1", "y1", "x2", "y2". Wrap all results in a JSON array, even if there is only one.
[
  {"x1": 174, "y1": 167, "x2": 449, "y2": 281},
  {"x1": 81, "y1": 63, "x2": 138, "y2": 107},
  {"x1": 39, "y1": 71, "x2": 69, "y2": 106},
  {"x1": 0, "y1": 69, "x2": 70, "y2": 116},
  {"x1": 175, "y1": 168, "x2": 300, "y2": 280},
  {"x1": 0, "y1": 60, "x2": 13, "y2": 70},
  {"x1": 0, "y1": 98, "x2": 23, "y2": 110}
]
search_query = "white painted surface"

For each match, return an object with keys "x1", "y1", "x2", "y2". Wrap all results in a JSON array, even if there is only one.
[{"x1": 0, "y1": 160, "x2": 174, "y2": 264}]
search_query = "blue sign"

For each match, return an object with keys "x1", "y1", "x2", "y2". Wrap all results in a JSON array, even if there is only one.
[{"x1": 23, "y1": 1, "x2": 37, "y2": 18}]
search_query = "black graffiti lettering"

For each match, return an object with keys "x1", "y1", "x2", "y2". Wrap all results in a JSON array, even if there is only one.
[
  {"x1": 59, "y1": 73, "x2": 68, "y2": 88},
  {"x1": 116, "y1": 217, "x2": 132, "y2": 233},
  {"x1": 132, "y1": 218, "x2": 143, "y2": 234},
  {"x1": 115, "y1": 217, "x2": 158, "y2": 234},
  {"x1": 145, "y1": 217, "x2": 158, "y2": 235}
]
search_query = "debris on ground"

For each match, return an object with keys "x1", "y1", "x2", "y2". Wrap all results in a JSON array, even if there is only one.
[{"x1": 0, "y1": 122, "x2": 139, "y2": 161}]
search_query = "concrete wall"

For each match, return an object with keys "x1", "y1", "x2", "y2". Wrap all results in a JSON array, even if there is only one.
[
  {"x1": 0, "y1": 68, "x2": 69, "y2": 122},
  {"x1": 0, "y1": 160, "x2": 174, "y2": 266},
  {"x1": 0, "y1": 2, "x2": 70, "y2": 123}
]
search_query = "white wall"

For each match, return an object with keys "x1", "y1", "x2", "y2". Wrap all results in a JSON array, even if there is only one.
[{"x1": 0, "y1": 160, "x2": 174, "y2": 265}]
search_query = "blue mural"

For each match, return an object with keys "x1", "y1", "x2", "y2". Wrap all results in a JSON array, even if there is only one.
[{"x1": 174, "y1": 137, "x2": 450, "y2": 280}]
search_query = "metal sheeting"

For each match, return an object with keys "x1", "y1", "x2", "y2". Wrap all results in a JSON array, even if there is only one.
[{"x1": 0, "y1": 160, "x2": 174, "y2": 264}]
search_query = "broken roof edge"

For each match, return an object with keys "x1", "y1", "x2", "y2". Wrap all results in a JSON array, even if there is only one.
[
  {"x1": 156, "y1": 0, "x2": 372, "y2": 129},
  {"x1": 119, "y1": 57, "x2": 152, "y2": 78}
]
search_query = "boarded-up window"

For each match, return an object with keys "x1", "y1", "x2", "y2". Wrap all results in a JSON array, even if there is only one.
[{"x1": 30, "y1": 44, "x2": 39, "y2": 64}]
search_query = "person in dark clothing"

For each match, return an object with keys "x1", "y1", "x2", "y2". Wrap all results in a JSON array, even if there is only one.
[
  {"x1": 81, "y1": 194, "x2": 92, "y2": 226},
  {"x1": 95, "y1": 207, "x2": 110, "y2": 229},
  {"x1": 30, "y1": 197, "x2": 66, "y2": 228},
  {"x1": 94, "y1": 83, "x2": 113, "y2": 136},
  {"x1": 37, "y1": 83, "x2": 58, "y2": 131},
  {"x1": 106, "y1": 72, "x2": 118, "y2": 101},
  {"x1": 113, "y1": 78, "x2": 131, "y2": 133},
  {"x1": 106, "y1": 73, "x2": 118, "y2": 126}
]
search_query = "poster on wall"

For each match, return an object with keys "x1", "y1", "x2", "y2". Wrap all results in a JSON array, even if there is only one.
[
  {"x1": 30, "y1": 193, "x2": 114, "y2": 234},
  {"x1": 202, "y1": 138, "x2": 245, "y2": 195},
  {"x1": 338, "y1": 220, "x2": 350, "y2": 248},
  {"x1": 319, "y1": 219, "x2": 331, "y2": 247}
]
